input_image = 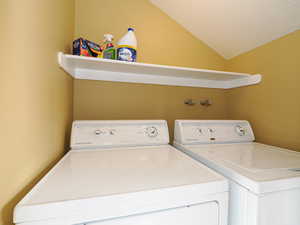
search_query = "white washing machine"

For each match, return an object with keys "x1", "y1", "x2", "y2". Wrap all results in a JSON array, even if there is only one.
[
  {"x1": 174, "y1": 120, "x2": 300, "y2": 225},
  {"x1": 14, "y1": 120, "x2": 228, "y2": 225}
]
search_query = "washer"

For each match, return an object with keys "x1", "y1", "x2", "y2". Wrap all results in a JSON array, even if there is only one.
[
  {"x1": 174, "y1": 120, "x2": 300, "y2": 225},
  {"x1": 14, "y1": 120, "x2": 228, "y2": 225}
]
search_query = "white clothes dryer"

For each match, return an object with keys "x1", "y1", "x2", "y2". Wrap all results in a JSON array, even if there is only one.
[{"x1": 14, "y1": 120, "x2": 228, "y2": 225}]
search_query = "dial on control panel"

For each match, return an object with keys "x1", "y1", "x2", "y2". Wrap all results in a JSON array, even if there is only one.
[
  {"x1": 145, "y1": 126, "x2": 159, "y2": 138},
  {"x1": 235, "y1": 125, "x2": 246, "y2": 136}
]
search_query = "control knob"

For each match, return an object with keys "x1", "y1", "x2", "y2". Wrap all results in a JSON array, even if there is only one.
[
  {"x1": 94, "y1": 129, "x2": 104, "y2": 135},
  {"x1": 145, "y1": 126, "x2": 158, "y2": 138},
  {"x1": 235, "y1": 125, "x2": 246, "y2": 136}
]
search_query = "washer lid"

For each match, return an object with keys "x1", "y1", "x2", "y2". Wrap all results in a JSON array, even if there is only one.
[
  {"x1": 182, "y1": 142, "x2": 300, "y2": 194},
  {"x1": 14, "y1": 145, "x2": 227, "y2": 224}
]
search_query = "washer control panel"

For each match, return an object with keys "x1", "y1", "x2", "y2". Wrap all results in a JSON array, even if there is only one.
[
  {"x1": 71, "y1": 120, "x2": 169, "y2": 149},
  {"x1": 174, "y1": 120, "x2": 255, "y2": 144}
]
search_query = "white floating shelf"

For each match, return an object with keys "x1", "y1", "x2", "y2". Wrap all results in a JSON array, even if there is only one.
[{"x1": 58, "y1": 52, "x2": 261, "y2": 89}]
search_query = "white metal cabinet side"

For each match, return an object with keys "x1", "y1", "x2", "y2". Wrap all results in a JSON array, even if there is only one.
[{"x1": 88, "y1": 202, "x2": 219, "y2": 225}]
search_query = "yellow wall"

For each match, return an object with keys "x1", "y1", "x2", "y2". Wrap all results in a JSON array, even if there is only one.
[
  {"x1": 74, "y1": 80, "x2": 228, "y2": 139},
  {"x1": 2, "y1": 0, "x2": 299, "y2": 224},
  {"x1": 226, "y1": 30, "x2": 300, "y2": 151},
  {"x1": 0, "y1": 0, "x2": 74, "y2": 224},
  {"x1": 74, "y1": 0, "x2": 228, "y2": 137},
  {"x1": 75, "y1": 0, "x2": 225, "y2": 69}
]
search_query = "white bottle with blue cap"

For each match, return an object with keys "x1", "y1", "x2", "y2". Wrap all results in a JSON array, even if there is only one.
[{"x1": 117, "y1": 28, "x2": 137, "y2": 62}]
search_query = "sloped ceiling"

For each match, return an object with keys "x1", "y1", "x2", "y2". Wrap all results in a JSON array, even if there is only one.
[{"x1": 149, "y1": 0, "x2": 300, "y2": 59}]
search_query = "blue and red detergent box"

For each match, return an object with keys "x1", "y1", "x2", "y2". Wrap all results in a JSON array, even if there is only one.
[{"x1": 73, "y1": 38, "x2": 101, "y2": 57}]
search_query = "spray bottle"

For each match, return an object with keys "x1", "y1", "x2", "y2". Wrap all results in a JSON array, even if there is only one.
[{"x1": 100, "y1": 34, "x2": 116, "y2": 60}]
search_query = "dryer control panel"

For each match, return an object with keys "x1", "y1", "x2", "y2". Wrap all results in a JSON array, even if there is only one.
[
  {"x1": 71, "y1": 120, "x2": 169, "y2": 149},
  {"x1": 174, "y1": 120, "x2": 255, "y2": 145}
]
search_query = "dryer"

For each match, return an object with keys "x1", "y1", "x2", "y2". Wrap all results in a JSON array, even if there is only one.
[
  {"x1": 174, "y1": 120, "x2": 300, "y2": 225},
  {"x1": 14, "y1": 120, "x2": 228, "y2": 225}
]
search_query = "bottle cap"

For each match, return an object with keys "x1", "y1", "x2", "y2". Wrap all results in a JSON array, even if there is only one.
[
  {"x1": 103, "y1": 34, "x2": 114, "y2": 42},
  {"x1": 128, "y1": 28, "x2": 134, "y2": 32}
]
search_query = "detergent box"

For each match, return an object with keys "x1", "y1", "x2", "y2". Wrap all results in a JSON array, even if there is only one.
[{"x1": 73, "y1": 38, "x2": 101, "y2": 57}]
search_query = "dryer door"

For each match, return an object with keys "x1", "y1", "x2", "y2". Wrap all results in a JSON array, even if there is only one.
[{"x1": 88, "y1": 201, "x2": 219, "y2": 225}]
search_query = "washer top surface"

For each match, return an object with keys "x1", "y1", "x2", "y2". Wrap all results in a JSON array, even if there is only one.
[
  {"x1": 174, "y1": 120, "x2": 300, "y2": 193},
  {"x1": 22, "y1": 145, "x2": 225, "y2": 205},
  {"x1": 185, "y1": 142, "x2": 300, "y2": 181}
]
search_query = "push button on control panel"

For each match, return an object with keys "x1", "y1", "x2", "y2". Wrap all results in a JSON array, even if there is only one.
[
  {"x1": 208, "y1": 128, "x2": 214, "y2": 133},
  {"x1": 109, "y1": 129, "x2": 116, "y2": 135},
  {"x1": 208, "y1": 128, "x2": 216, "y2": 141},
  {"x1": 197, "y1": 128, "x2": 203, "y2": 135},
  {"x1": 94, "y1": 129, "x2": 116, "y2": 135},
  {"x1": 94, "y1": 129, "x2": 104, "y2": 135}
]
